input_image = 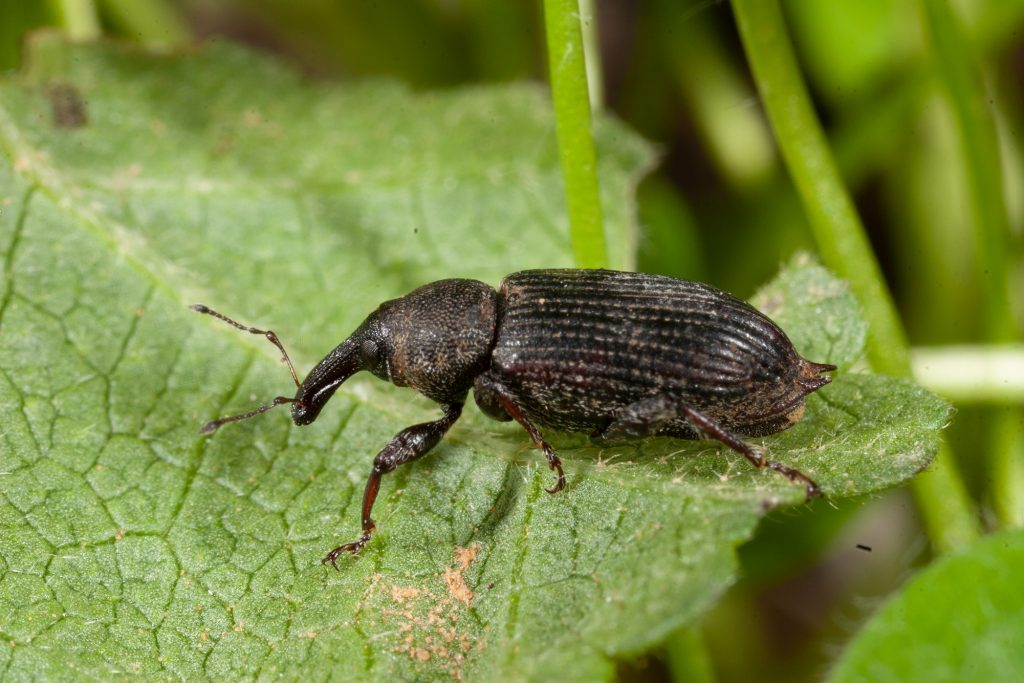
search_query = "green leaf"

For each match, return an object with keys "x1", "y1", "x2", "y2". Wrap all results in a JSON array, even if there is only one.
[
  {"x1": 0, "y1": 36, "x2": 949, "y2": 681},
  {"x1": 828, "y1": 528, "x2": 1024, "y2": 683}
]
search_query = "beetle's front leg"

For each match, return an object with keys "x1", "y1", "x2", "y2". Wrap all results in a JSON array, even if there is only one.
[{"x1": 322, "y1": 402, "x2": 463, "y2": 568}]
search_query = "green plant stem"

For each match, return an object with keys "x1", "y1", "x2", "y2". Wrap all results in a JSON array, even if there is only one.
[
  {"x1": 98, "y1": 0, "x2": 190, "y2": 44},
  {"x1": 919, "y1": 0, "x2": 1023, "y2": 527},
  {"x1": 992, "y1": 418, "x2": 1024, "y2": 527},
  {"x1": 577, "y1": 0, "x2": 604, "y2": 110},
  {"x1": 912, "y1": 345, "x2": 1024, "y2": 404},
  {"x1": 49, "y1": 0, "x2": 101, "y2": 40},
  {"x1": 732, "y1": 0, "x2": 978, "y2": 552},
  {"x1": 814, "y1": 0, "x2": 1024, "y2": 196},
  {"x1": 920, "y1": 0, "x2": 1012, "y2": 340},
  {"x1": 543, "y1": 0, "x2": 607, "y2": 269},
  {"x1": 732, "y1": 2, "x2": 906, "y2": 374},
  {"x1": 665, "y1": 627, "x2": 716, "y2": 683}
]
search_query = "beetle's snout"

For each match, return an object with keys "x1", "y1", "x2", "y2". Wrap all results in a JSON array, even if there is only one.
[
  {"x1": 290, "y1": 400, "x2": 315, "y2": 426},
  {"x1": 290, "y1": 379, "x2": 338, "y2": 425}
]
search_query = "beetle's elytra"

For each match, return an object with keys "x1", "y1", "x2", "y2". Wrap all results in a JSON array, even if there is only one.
[{"x1": 193, "y1": 269, "x2": 835, "y2": 568}]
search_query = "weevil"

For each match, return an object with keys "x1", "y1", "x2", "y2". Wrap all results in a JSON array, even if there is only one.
[{"x1": 193, "y1": 269, "x2": 835, "y2": 568}]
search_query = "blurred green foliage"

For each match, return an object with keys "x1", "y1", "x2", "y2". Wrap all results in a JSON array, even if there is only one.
[{"x1": 2, "y1": 1, "x2": 1022, "y2": 682}]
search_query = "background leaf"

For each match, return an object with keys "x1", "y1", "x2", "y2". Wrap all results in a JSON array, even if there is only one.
[
  {"x1": 0, "y1": 37, "x2": 949, "y2": 681},
  {"x1": 827, "y1": 527, "x2": 1024, "y2": 683}
]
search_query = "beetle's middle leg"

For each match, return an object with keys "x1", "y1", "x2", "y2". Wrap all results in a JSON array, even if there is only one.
[
  {"x1": 322, "y1": 402, "x2": 463, "y2": 569},
  {"x1": 473, "y1": 375, "x2": 564, "y2": 494}
]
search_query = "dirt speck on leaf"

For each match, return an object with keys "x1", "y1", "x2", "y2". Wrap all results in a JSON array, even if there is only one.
[
  {"x1": 48, "y1": 81, "x2": 88, "y2": 129},
  {"x1": 444, "y1": 543, "x2": 480, "y2": 607},
  {"x1": 391, "y1": 585, "x2": 422, "y2": 603},
  {"x1": 361, "y1": 544, "x2": 484, "y2": 680}
]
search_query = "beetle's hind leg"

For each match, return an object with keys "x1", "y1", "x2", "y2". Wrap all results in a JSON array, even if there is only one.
[
  {"x1": 322, "y1": 402, "x2": 463, "y2": 569},
  {"x1": 592, "y1": 395, "x2": 820, "y2": 499},
  {"x1": 676, "y1": 404, "x2": 820, "y2": 499}
]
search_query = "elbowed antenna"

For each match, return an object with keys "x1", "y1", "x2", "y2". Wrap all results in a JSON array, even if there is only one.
[
  {"x1": 191, "y1": 304, "x2": 305, "y2": 434},
  {"x1": 191, "y1": 304, "x2": 302, "y2": 387},
  {"x1": 198, "y1": 396, "x2": 299, "y2": 435}
]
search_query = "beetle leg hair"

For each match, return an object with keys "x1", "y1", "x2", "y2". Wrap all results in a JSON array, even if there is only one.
[
  {"x1": 676, "y1": 403, "x2": 821, "y2": 500},
  {"x1": 322, "y1": 402, "x2": 463, "y2": 569}
]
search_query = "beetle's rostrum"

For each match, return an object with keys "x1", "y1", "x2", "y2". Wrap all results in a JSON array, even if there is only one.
[{"x1": 193, "y1": 269, "x2": 835, "y2": 568}]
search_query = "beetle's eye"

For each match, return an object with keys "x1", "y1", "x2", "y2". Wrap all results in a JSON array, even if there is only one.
[
  {"x1": 360, "y1": 338, "x2": 390, "y2": 380},
  {"x1": 360, "y1": 339, "x2": 379, "y2": 365}
]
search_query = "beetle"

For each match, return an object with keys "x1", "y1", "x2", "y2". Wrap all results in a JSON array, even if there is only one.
[{"x1": 193, "y1": 269, "x2": 835, "y2": 568}]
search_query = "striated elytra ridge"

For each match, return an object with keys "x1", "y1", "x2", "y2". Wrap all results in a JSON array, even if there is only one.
[{"x1": 484, "y1": 269, "x2": 834, "y2": 439}]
